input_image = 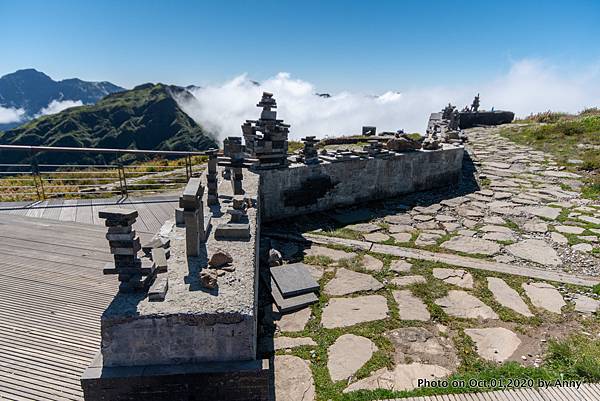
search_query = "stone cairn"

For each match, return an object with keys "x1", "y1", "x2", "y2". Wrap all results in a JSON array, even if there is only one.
[
  {"x1": 242, "y1": 92, "x2": 290, "y2": 169},
  {"x1": 99, "y1": 208, "x2": 156, "y2": 293},
  {"x1": 219, "y1": 136, "x2": 254, "y2": 196},
  {"x1": 179, "y1": 177, "x2": 210, "y2": 257},
  {"x1": 215, "y1": 194, "x2": 251, "y2": 240},
  {"x1": 299, "y1": 136, "x2": 320, "y2": 165},
  {"x1": 206, "y1": 148, "x2": 219, "y2": 205},
  {"x1": 364, "y1": 139, "x2": 391, "y2": 158}
]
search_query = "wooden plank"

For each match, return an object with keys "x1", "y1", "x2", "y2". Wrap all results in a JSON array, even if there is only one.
[
  {"x1": 58, "y1": 199, "x2": 79, "y2": 222},
  {"x1": 75, "y1": 198, "x2": 93, "y2": 225}
]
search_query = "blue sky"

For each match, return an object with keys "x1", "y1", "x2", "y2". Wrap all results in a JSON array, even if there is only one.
[{"x1": 1, "y1": 0, "x2": 599, "y2": 92}]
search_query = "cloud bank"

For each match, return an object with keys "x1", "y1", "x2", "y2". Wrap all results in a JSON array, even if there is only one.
[
  {"x1": 35, "y1": 99, "x2": 83, "y2": 117},
  {"x1": 0, "y1": 106, "x2": 25, "y2": 124},
  {"x1": 177, "y1": 59, "x2": 600, "y2": 143}
]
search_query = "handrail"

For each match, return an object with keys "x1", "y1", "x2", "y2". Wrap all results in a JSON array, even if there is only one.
[{"x1": 0, "y1": 144, "x2": 217, "y2": 156}]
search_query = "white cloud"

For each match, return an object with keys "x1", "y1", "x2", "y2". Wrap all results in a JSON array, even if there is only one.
[
  {"x1": 0, "y1": 106, "x2": 26, "y2": 124},
  {"x1": 175, "y1": 60, "x2": 600, "y2": 143},
  {"x1": 36, "y1": 99, "x2": 83, "y2": 117}
]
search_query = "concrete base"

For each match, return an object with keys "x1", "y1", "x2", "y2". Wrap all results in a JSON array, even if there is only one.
[{"x1": 81, "y1": 353, "x2": 271, "y2": 401}]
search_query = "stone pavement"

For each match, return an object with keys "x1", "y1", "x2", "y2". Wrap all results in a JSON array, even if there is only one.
[{"x1": 265, "y1": 126, "x2": 600, "y2": 401}]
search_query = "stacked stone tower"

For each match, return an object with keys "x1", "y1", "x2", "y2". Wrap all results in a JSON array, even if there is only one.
[{"x1": 242, "y1": 92, "x2": 290, "y2": 169}]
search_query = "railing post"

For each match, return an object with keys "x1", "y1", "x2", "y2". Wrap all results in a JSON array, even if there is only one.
[
  {"x1": 118, "y1": 163, "x2": 128, "y2": 197},
  {"x1": 185, "y1": 155, "x2": 192, "y2": 180},
  {"x1": 30, "y1": 155, "x2": 45, "y2": 200}
]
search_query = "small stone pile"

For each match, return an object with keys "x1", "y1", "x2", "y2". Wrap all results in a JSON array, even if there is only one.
[
  {"x1": 300, "y1": 136, "x2": 320, "y2": 165},
  {"x1": 99, "y1": 208, "x2": 156, "y2": 293},
  {"x1": 364, "y1": 139, "x2": 391, "y2": 158},
  {"x1": 206, "y1": 149, "x2": 219, "y2": 205}
]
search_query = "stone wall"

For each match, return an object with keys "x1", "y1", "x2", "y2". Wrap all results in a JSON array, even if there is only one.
[{"x1": 259, "y1": 145, "x2": 464, "y2": 221}]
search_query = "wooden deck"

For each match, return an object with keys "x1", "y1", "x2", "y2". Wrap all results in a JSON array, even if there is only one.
[
  {"x1": 0, "y1": 211, "x2": 158, "y2": 400},
  {"x1": 385, "y1": 382, "x2": 600, "y2": 400},
  {"x1": 0, "y1": 195, "x2": 178, "y2": 234}
]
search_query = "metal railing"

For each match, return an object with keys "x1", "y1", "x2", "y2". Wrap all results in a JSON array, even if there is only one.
[{"x1": 0, "y1": 145, "x2": 215, "y2": 202}]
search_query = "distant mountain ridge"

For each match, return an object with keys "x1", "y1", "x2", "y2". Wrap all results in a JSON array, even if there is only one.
[
  {"x1": 0, "y1": 83, "x2": 218, "y2": 166},
  {"x1": 0, "y1": 68, "x2": 125, "y2": 129}
]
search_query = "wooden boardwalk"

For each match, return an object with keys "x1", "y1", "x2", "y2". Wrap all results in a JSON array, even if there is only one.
[
  {"x1": 384, "y1": 382, "x2": 600, "y2": 400},
  {"x1": 0, "y1": 195, "x2": 178, "y2": 235},
  {"x1": 0, "y1": 212, "x2": 157, "y2": 400}
]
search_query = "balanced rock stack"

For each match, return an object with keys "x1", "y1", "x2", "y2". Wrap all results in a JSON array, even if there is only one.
[
  {"x1": 300, "y1": 136, "x2": 320, "y2": 165},
  {"x1": 99, "y1": 208, "x2": 156, "y2": 293}
]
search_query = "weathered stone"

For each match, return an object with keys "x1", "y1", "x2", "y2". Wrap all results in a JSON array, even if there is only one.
[
  {"x1": 304, "y1": 245, "x2": 356, "y2": 262},
  {"x1": 274, "y1": 355, "x2": 315, "y2": 401},
  {"x1": 483, "y1": 232, "x2": 516, "y2": 242},
  {"x1": 324, "y1": 268, "x2": 383, "y2": 296},
  {"x1": 464, "y1": 327, "x2": 521, "y2": 362},
  {"x1": 572, "y1": 243, "x2": 593, "y2": 252},
  {"x1": 506, "y1": 239, "x2": 561, "y2": 266},
  {"x1": 274, "y1": 337, "x2": 317, "y2": 350},
  {"x1": 391, "y1": 232, "x2": 412, "y2": 243},
  {"x1": 268, "y1": 249, "x2": 283, "y2": 267},
  {"x1": 578, "y1": 215, "x2": 600, "y2": 225},
  {"x1": 385, "y1": 327, "x2": 458, "y2": 370},
  {"x1": 486, "y1": 277, "x2": 533, "y2": 317},
  {"x1": 361, "y1": 254, "x2": 384, "y2": 271},
  {"x1": 327, "y1": 334, "x2": 378, "y2": 381},
  {"x1": 435, "y1": 290, "x2": 498, "y2": 319},
  {"x1": 394, "y1": 290, "x2": 430, "y2": 321},
  {"x1": 440, "y1": 236, "x2": 500, "y2": 256},
  {"x1": 550, "y1": 232, "x2": 569, "y2": 244},
  {"x1": 522, "y1": 282, "x2": 565, "y2": 314},
  {"x1": 384, "y1": 214, "x2": 413, "y2": 225},
  {"x1": 432, "y1": 268, "x2": 473, "y2": 288},
  {"x1": 524, "y1": 206, "x2": 561, "y2": 220},
  {"x1": 391, "y1": 275, "x2": 426, "y2": 286},
  {"x1": 414, "y1": 214, "x2": 435, "y2": 222},
  {"x1": 555, "y1": 225, "x2": 585, "y2": 235},
  {"x1": 573, "y1": 294, "x2": 600, "y2": 314},
  {"x1": 480, "y1": 225, "x2": 514, "y2": 234},
  {"x1": 386, "y1": 136, "x2": 422, "y2": 152},
  {"x1": 343, "y1": 363, "x2": 450, "y2": 393},
  {"x1": 321, "y1": 295, "x2": 389, "y2": 329},
  {"x1": 523, "y1": 221, "x2": 548, "y2": 233},
  {"x1": 364, "y1": 232, "x2": 390, "y2": 243},
  {"x1": 388, "y1": 224, "x2": 416, "y2": 234},
  {"x1": 389, "y1": 259, "x2": 412, "y2": 273},
  {"x1": 484, "y1": 216, "x2": 506, "y2": 225},
  {"x1": 346, "y1": 223, "x2": 381, "y2": 233},
  {"x1": 273, "y1": 306, "x2": 311, "y2": 332},
  {"x1": 208, "y1": 250, "x2": 233, "y2": 268},
  {"x1": 271, "y1": 263, "x2": 320, "y2": 297},
  {"x1": 199, "y1": 269, "x2": 218, "y2": 289}
]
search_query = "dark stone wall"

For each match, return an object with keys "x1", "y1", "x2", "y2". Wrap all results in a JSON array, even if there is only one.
[{"x1": 459, "y1": 111, "x2": 514, "y2": 128}]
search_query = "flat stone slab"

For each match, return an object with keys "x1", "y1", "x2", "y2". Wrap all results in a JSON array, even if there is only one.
[
  {"x1": 464, "y1": 327, "x2": 521, "y2": 362},
  {"x1": 391, "y1": 275, "x2": 426, "y2": 286},
  {"x1": 487, "y1": 277, "x2": 533, "y2": 317},
  {"x1": 522, "y1": 282, "x2": 566, "y2": 314},
  {"x1": 435, "y1": 290, "x2": 498, "y2": 319},
  {"x1": 363, "y1": 232, "x2": 390, "y2": 243},
  {"x1": 555, "y1": 225, "x2": 585, "y2": 235},
  {"x1": 480, "y1": 225, "x2": 514, "y2": 234},
  {"x1": 388, "y1": 224, "x2": 416, "y2": 233},
  {"x1": 391, "y1": 232, "x2": 412, "y2": 243},
  {"x1": 432, "y1": 268, "x2": 473, "y2": 288},
  {"x1": 579, "y1": 215, "x2": 600, "y2": 225},
  {"x1": 550, "y1": 232, "x2": 569, "y2": 244},
  {"x1": 523, "y1": 222, "x2": 548, "y2": 233},
  {"x1": 384, "y1": 214, "x2": 413, "y2": 225},
  {"x1": 304, "y1": 245, "x2": 356, "y2": 262},
  {"x1": 346, "y1": 223, "x2": 381, "y2": 233},
  {"x1": 271, "y1": 263, "x2": 320, "y2": 297},
  {"x1": 274, "y1": 355, "x2": 315, "y2": 401},
  {"x1": 574, "y1": 294, "x2": 600, "y2": 314},
  {"x1": 385, "y1": 327, "x2": 458, "y2": 371},
  {"x1": 440, "y1": 236, "x2": 500, "y2": 256},
  {"x1": 483, "y1": 232, "x2": 516, "y2": 242},
  {"x1": 572, "y1": 243, "x2": 593, "y2": 253},
  {"x1": 321, "y1": 295, "x2": 389, "y2": 329},
  {"x1": 389, "y1": 259, "x2": 412, "y2": 273},
  {"x1": 272, "y1": 305, "x2": 311, "y2": 332},
  {"x1": 393, "y1": 290, "x2": 430, "y2": 321},
  {"x1": 524, "y1": 206, "x2": 561, "y2": 220},
  {"x1": 327, "y1": 334, "x2": 377, "y2": 381},
  {"x1": 324, "y1": 268, "x2": 383, "y2": 296},
  {"x1": 343, "y1": 363, "x2": 450, "y2": 393},
  {"x1": 506, "y1": 239, "x2": 561, "y2": 266},
  {"x1": 274, "y1": 337, "x2": 317, "y2": 350},
  {"x1": 361, "y1": 254, "x2": 384, "y2": 271}
]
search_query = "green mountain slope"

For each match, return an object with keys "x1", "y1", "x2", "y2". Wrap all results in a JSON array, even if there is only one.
[{"x1": 0, "y1": 83, "x2": 218, "y2": 165}]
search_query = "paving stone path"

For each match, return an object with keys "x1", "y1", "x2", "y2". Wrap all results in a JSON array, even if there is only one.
[
  {"x1": 274, "y1": 355, "x2": 315, "y2": 401},
  {"x1": 343, "y1": 363, "x2": 451, "y2": 393},
  {"x1": 327, "y1": 334, "x2": 378, "y2": 381},
  {"x1": 321, "y1": 295, "x2": 389, "y2": 329},
  {"x1": 487, "y1": 277, "x2": 533, "y2": 317},
  {"x1": 522, "y1": 282, "x2": 566, "y2": 314},
  {"x1": 464, "y1": 327, "x2": 521, "y2": 362},
  {"x1": 324, "y1": 267, "x2": 383, "y2": 296},
  {"x1": 393, "y1": 290, "x2": 430, "y2": 321},
  {"x1": 432, "y1": 268, "x2": 474, "y2": 288},
  {"x1": 435, "y1": 290, "x2": 499, "y2": 320},
  {"x1": 385, "y1": 327, "x2": 459, "y2": 371}
]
